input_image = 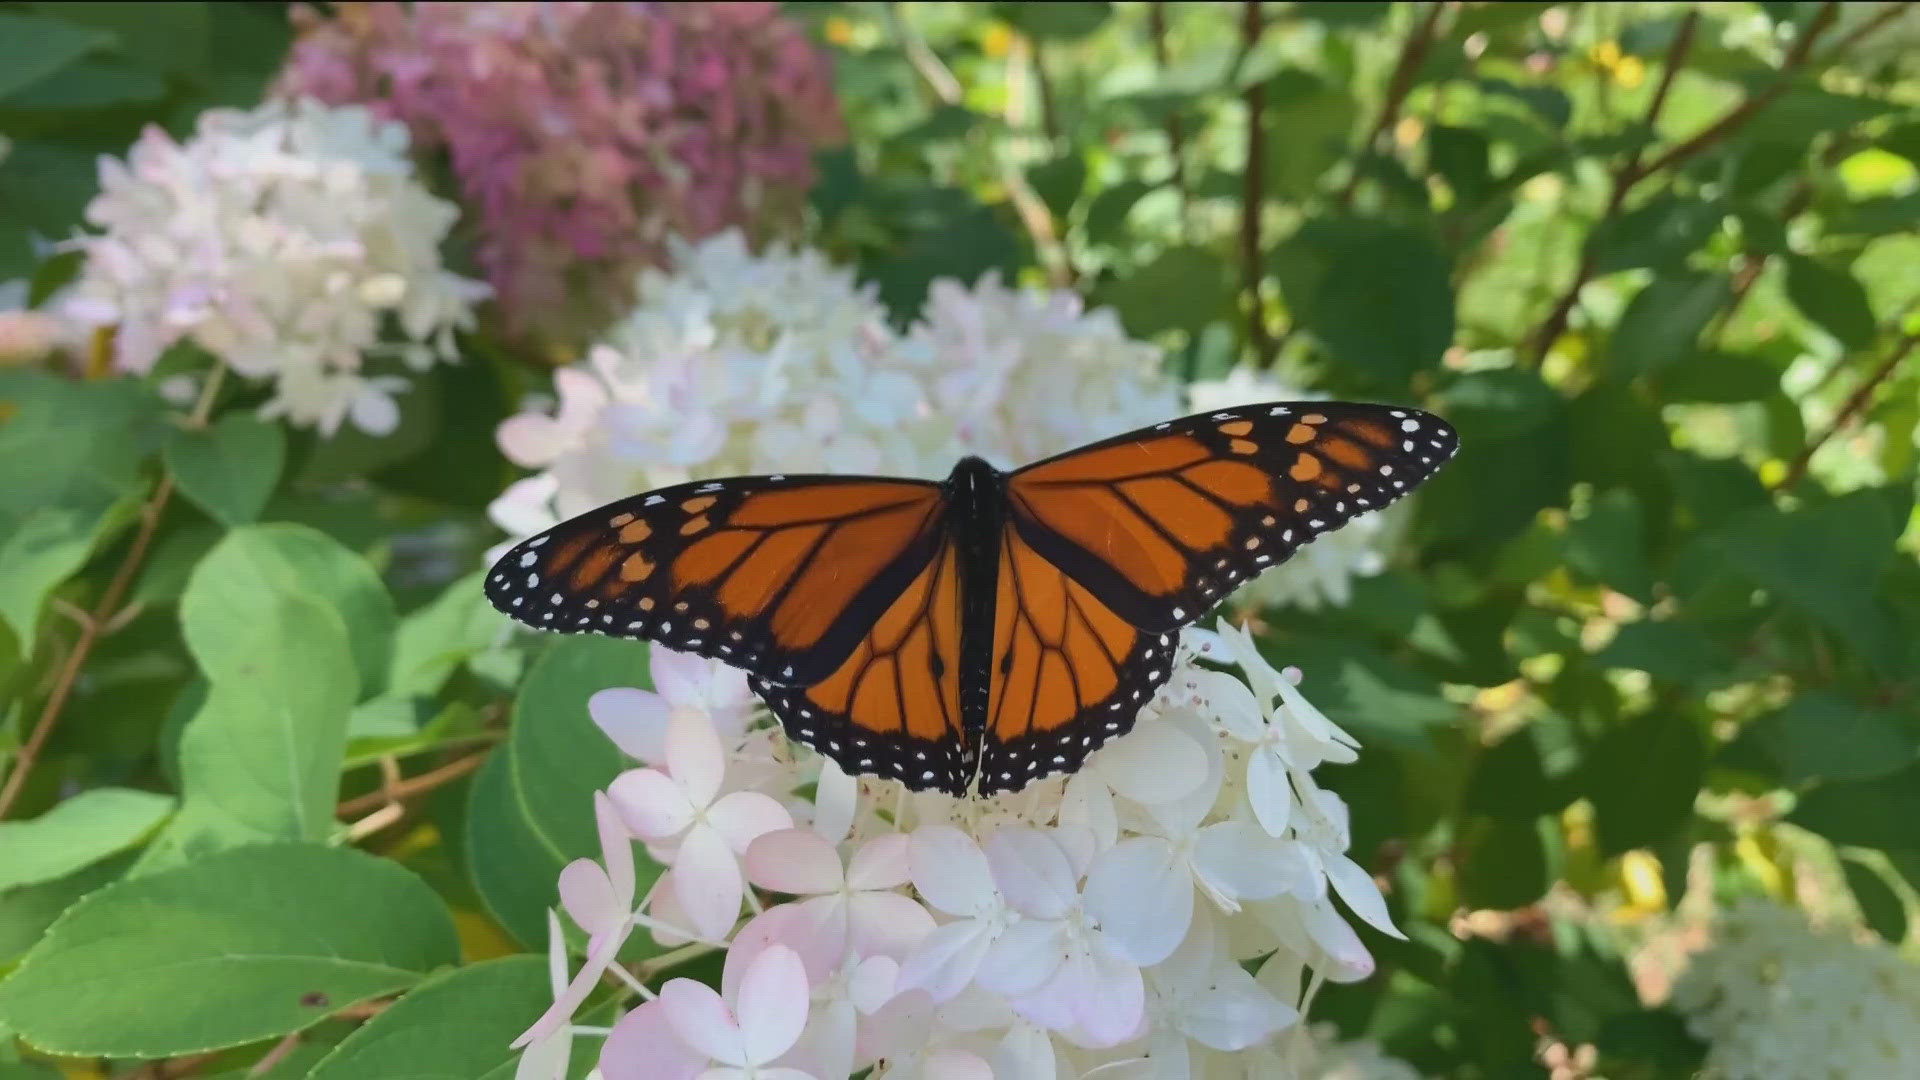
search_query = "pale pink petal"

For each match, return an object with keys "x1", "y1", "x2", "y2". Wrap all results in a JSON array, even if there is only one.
[
  {"x1": 1324, "y1": 853, "x2": 1404, "y2": 940},
  {"x1": 990, "y1": 1024, "x2": 1057, "y2": 1080},
  {"x1": 741, "y1": 1070, "x2": 816, "y2": 1080},
  {"x1": 599, "y1": 999, "x2": 706, "y2": 1080},
  {"x1": 908, "y1": 826, "x2": 996, "y2": 917},
  {"x1": 811, "y1": 757, "x2": 858, "y2": 844},
  {"x1": 846, "y1": 955, "x2": 901, "y2": 1014},
  {"x1": 650, "y1": 646, "x2": 714, "y2": 707},
  {"x1": 594, "y1": 791, "x2": 637, "y2": 909},
  {"x1": 674, "y1": 824, "x2": 745, "y2": 942},
  {"x1": 897, "y1": 919, "x2": 996, "y2": 1002},
  {"x1": 1301, "y1": 897, "x2": 1375, "y2": 982},
  {"x1": 558, "y1": 859, "x2": 621, "y2": 937},
  {"x1": 1244, "y1": 749, "x2": 1293, "y2": 837},
  {"x1": 1097, "y1": 722, "x2": 1208, "y2": 805},
  {"x1": 746, "y1": 828, "x2": 844, "y2": 895},
  {"x1": 736, "y1": 945, "x2": 810, "y2": 1064},
  {"x1": 1194, "y1": 821, "x2": 1311, "y2": 902},
  {"x1": 512, "y1": 924, "x2": 627, "y2": 1049},
  {"x1": 782, "y1": 998, "x2": 854, "y2": 1080},
  {"x1": 1072, "y1": 940, "x2": 1146, "y2": 1048},
  {"x1": 661, "y1": 976, "x2": 746, "y2": 1066},
  {"x1": 591, "y1": 687, "x2": 672, "y2": 765},
  {"x1": 856, "y1": 989, "x2": 935, "y2": 1062},
  {"x1": 648, "y1": 870, "x2": 695, "y2": 947},
  {"x1": 922, "y1": 1049, "x2": 994, "y2": 1080},
  {"x1": 846, "y1": 832, "x2": 911, "y2": 891},
  {"x1": 1083, "y1": 837, "x2": 1190, "y2": 967},
  {"x1": 982, "y1": 828, "x2": 1076, "y2": 920},
  {"x1": 722, "y1": 902, "x2": 811, "y2": 1000},
  {"x1": 847, "y1": 892, "x2": 935, "y2": 960},
  {"x1": 666, "y1": 709, "x2": 727, "y2": 808},
  {"x1": 514, "y1": 1031, "x2": 570, "y2": 1080},
  {"x1": 609, "y1": 768, "x2": 696, "y2": 840},
  {"x1": 707, "y1": 791, "x2": 795, "y2": 853},
  {"x1": 497, "y1": 414, "x2": 567, "y2": 468}
]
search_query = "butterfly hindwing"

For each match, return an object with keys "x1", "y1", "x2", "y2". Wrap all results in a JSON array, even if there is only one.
[
  {"x1": 750, "y1": 536, "x2": 970, "y2": 794},
  {"x1": 1006, "y1": 401, "x2": 1458, "y2": 631},
  {"x1": 485, "y1": 474, "x2": 945, "y2": 685}
]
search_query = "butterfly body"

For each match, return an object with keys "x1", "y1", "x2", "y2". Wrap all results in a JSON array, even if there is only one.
[{"x1": 486, "y1": 402, "x2": 1458, "y2": 798}]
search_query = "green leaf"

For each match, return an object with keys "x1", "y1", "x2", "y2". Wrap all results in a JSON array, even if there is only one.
[
  {"x1": 993, "y1": 1, "x2": 1110, "y2": 39},
  {"x1": 1784, "y1": 254, "x2": 1878, "y2": 350},
  {"x1": 0, "y1": 12, "x2": 110, "y2": 99},
  {"x1": 0, "y1": 853, "x2": 134, "y2": 965},
  {"x1": 1097, "y1": 245, "x2": 1230, "y2": 338},
  {"x1": 1083, "y1": 179, "x2": 1155, "y2": 244},
  {"x1": 1456, "y1": 815, "x2": 1553, "y2": 910},
  {"x1": 1586, "y1": 712, "x2": 1705, "y2": 856},
  {"x1": 0, "y1": 843, "x2": 457, "y2": 1058},
  {"x1": 1272, "y1": 218, "x2": 1455, "y2": 386},
  {"x1": 163, "y1": 414, "x2": 285, "y2": 527},
  {"x1": 1841, "y1": 857, "x2": 1908, "y2": 943},
  {"x1": 1742, "y1": 691, "x2": 1916, "y2": 785},
  {"x1": 1463, "y1": 716, "x2": 1579, "y2": 819},
  {"x1": 0, "y1": 788, "x2": 173, "y2": 893},
  {"x1": 1, "y1": 57, "x2": 165, "y2": 110},
  {"x1": 465, "y1": 750, "x2": 566, "y2": 950},
  {"x1": 1428, "y1": 124, "x2": 1492, "y2": 205},
  {"x1": 1027, "y1": 152, "x2": 1086, "y2": 222},
  {"x1": 0, "y1": 506, "x2": 114, "y2": 641},
  {"x1": 1655, "y1": 349, "x2": 1781, "y2": 403},
  {"x1": 1595, "y1": 621, "x2": 1730, "y2": 684},
  {"x1": 1588, "y1": 194, "x2": 1723, "y2": 275},
  {"x1": 1608, "y1": 271, "x2": 1730, "y2": 378},
  {"x1": 510, "y1": 637, "x2": 648, "y2": 867},
  {"x1": 25, "y1": 2, "x2": 210, "y2": 78},
  {"x1": 305, "y1": 956, "x2": 555, "y2": 1080},
  {"x1": 1791, "y1": 764, "x2": 1920, "y2": 850},
  {"x1": 385, "y1": 572, "x2": 502, "y2": 701},
  {"x1": 0, "y1": 372, "x2": 160, "y2": 538},
  {"x1": 1262, "y1": 73, "x2": 1357, "y2": 200},
  {"x1": 144, "y1": 590, "x2": 355, "y2": 866},
  {"x1": 178, "y1": 524, "x2": 396, "y2": 699},
  {"x1": 1564, "y1": 488, "x2": 1653, "y2": 602},
  {"x1": 1714, "y1": 492, "x2": 1901, "y2": 670}
]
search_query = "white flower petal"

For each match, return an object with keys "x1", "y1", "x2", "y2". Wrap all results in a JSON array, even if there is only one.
[
  {"x1": 909, "y1": 826, "x2": 997, "y2": 917},
  {"x1": 661, "y1": 976, "x2": 746, "y2": 1066},
  {"x1": 666, "y1": 708, "x2": 727, "y2": 809},
  {"x1": 1084, "y1": 837, "x2": 1191, "y2": 967},
  {"x1": 977, "y1": 918, "x2": 1067, "y2": 998},
  {"x1": 558, "y1": 859, "x2": 621, "y2": 937},
  {"x1": 736, "y1": 945, "x2": 810, "y2": 1064},
  {"x1": 706, "y1": 791, "x2": 795, "y2": 854},
  {"x1": 1098, "y1": 721, "x2": 1209, "y2": 805},
  {"x1": 1194, "y1": 821, "x2": 1309, "y2": 902},
  {"x1": 983, "y1": 828, "x2": 1077, "y2": 920},
  {"x1": 1059, "y1": 772, "x2": 1119, "y2": 852},
  {"x1": 673, "y1": 824, "x2": 744, "y2": 942},
  {"x1": 608, "y1": 768, "x2": 697, "y2": 840},
  {"x1": 846, "y1": 832, "x2": 912, "y2": 891},
  {"x1": 590, "y1": 687, "x2": 672, "y2": 765},
  {"x1": 848, "y1": 891, "x2": 936, "y2": 961},
  {"x1": 1244, "y1": 749, "x2": 1293, "y2": 838},
  {"x1": 1324, "y1": 854, "x2": 1405, "y2": 940},
  {"x1": 594, "y1": 791, "x2": 635, "y2": 909},
  {"x1": 897, "y1": 919, "x2": 997, "y2": 1003},
  {"x1": 812, "y1": 758, "x2": 858, "y2": 844}
]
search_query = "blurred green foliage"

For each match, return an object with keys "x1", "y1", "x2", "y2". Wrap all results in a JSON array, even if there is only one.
[{"x1": 2, "y1": 2, "x2": 1918, "y2": 1077}]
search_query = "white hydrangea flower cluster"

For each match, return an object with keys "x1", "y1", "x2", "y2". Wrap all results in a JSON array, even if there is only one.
[
  {"x1": 1670, "y1": 897, "x2": 1920, "y2": 1079},
  {"x1": 1188, "y1": 367, "x2": 1402, "y2": 611},
  {"x1": 63, "y1": 97, "x2": 486, "y2": 435},
  {"x1": 1283, "y1": 1023, "x2": 1428, "y2": 1080},
  {"x1": 512, "y1": 623, "x2": 1404, "y2": 1079}
]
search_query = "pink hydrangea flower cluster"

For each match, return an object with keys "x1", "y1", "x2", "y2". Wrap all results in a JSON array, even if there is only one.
[
  {"x1": 512, "y1": 625, "x2": 1404, "y2": 1078},
  {"x1": 277, "y1": 2, "x2": 844, "y2": 346}
]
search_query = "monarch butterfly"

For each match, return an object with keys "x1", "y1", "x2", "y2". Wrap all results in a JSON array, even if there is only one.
[{"x1": 485, "y1": 402, "x2": 1457, "y2": 797}]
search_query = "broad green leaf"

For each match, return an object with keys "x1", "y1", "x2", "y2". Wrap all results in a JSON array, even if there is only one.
[
  {"x1": 1714, "y1": 493, "x2": 1901, "y2": 670},
  {"x1": 1841, "y1": 857, "x2": 1908, "y2": 943},
  {"x1": 993, "y1": 1, "x2": 1109, "y2": 39},
  {"x1": 1790, "y1": 764, "x2": 1920, "y2": 850},
  {"x1": 0, "y1": 12, "x2": 110, "y2": 99},
  {"x1": 305, "y1": 956, "x2": 553, "y2": 1080},
  {"x1": 1463, "y1": 717, "x2": 1579, "y2": 819},
  {"x1": 1275, "y1": 635, "x2": 1458, "y2": 746},
  {"x1": 0, "y1": 372, "x2": 159, "y2": 537},
  {"x1": 510, "y1": 637, "x2": 648, "y2": 864},
  {"x1": 1586, "y1": 713, "x2": 1704, "y2": 856},
  {"x1": 1594, "y1": 621, "x2": 1730, "y2": 684},
  {"x1": 24, "y1": 1, "x2": 209, "y2": 78},
  {"x1": 1564, "y1": 488, "x2": 1653, "y2": 602},
  {"x1": 1027, "y1": 153, "x2": 1086, "y2": 223},
  {"x1": 1097, "y1": 245, "x2": 1230, "y2": 338},
  {"x1": 178, "y1": 524, "x2": 396, "y2": 698},
  {"x1": 144, "y1": 590, "x2": 355, "y2": 867},
  {"x1": 0, "y1": 844, "x2": 457, "y2": 1058},
  {"x1": 0, "y1": 787, "x2": 173, "y2": 893},
  {"x1": 1742, "y1": 691, "x2": 1916, "y2": 785},
  {"x1": 385, "y1": 572, "x2": 502, "y2": 701},
  {"x1": 1427, "y1": 124, "x2": 1492, "y2": 205},
  {"x1": 163, "y1": 413, "x2": 285, "y2": 527},
  {"x1": 1783, "y1": 254, "x2": 1878, "y2": 350},
  {"x1": 0, "y1": 506, "x2": 111, "y2": 640},
  {"x1": 0, "y1": 853, "x2": 133, "y2": 965},
  {"x1": 1608, "y1": 271, "x2": 1729, "y2": 378},
  {"x1": 1083, "y1": 179, "x2": 1156, "y2": 244},
  {"x1": 1588, "y1": 194, "x2": 1722, "y2": 275},
  {"x1": 1263, "y1": 73, "x2": 1357, "y2": 200},
  {"x1": 1655, "y1": 349, "x2": 1781, "y2": 403},
  {"x1": 1456, "y1": 815, "x2": 1553, "y2": 910},
  {"x1": 1272, "y1": 218, "x2": 1454, "y2": 385},
  {"x1": 465, "y1": 750, "x2": 566, "y2": 950}
]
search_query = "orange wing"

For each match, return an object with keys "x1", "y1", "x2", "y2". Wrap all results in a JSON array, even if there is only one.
[
  {"x1": 978, "y1": 524, "x2": 1177, "y2": 795},
  {"x1": 485, "y1": 475, "x2": 944, "y2": 685},
  {"x1": 1006, "y1": 402, "x2": 1459, "y2": 630},
  {"x1": 751, "y1": 537, "x2": 969, "y2": 792},
  {"x1": 980, "y1": 401, "x2": 1457, "y2": 791}
]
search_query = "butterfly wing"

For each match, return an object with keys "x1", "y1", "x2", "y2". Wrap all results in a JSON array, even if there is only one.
[
  {"x1": 1005, "y1": 401, "x2": 1459, "y2": 630},
  {"x1": 485, "y1": 475, "x2": 946, "y2": 686},
  {"x1": 751, "y1": 535, "x2": 969, "y2": 794},
  {"x1": 979, "y1": 401, "x2": 1458, "y2": 792}
]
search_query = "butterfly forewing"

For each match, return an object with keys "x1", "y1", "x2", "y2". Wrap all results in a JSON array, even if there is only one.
[
  {"x1": 1006, "y1": 401, "x2": 1458, "y2": 631},
  {"x1": 485, "y1": 474, "x2": 945, "y2": 685}
]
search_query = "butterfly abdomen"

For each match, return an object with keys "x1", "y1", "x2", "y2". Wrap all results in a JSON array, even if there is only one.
[{"x1": 944, "y1": 456, "x2": 1008, "y2": 781}]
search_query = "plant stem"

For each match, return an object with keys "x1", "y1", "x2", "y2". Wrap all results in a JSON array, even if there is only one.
[
  {"x1": 1774, "y1": 330, "x2": 1919, "y2": 492},
  {"x1": 1147, "y1": 1, "x2": 1190, "y2": 238},
  {"x1": 1239, "y1": 0, "x2": 1273, "y2": 364},
  {"x1": 336, "y1": 747, "x2": 492, "y2": 818},
  {"x1": 1336, "y1": 0, "x2": 1447, "y2": 208},
  {"x1": 0, "y1": 363, "x2": 227, "y2": 820}
]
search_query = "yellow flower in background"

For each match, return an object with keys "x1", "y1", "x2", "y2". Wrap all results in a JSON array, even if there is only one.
[
  {"x1": 982, "y1": 20, "x2": 1014, "y2": 58},
  {"x1": 1589, "y1": 39, "x2": 1647, "y2": 88}
]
